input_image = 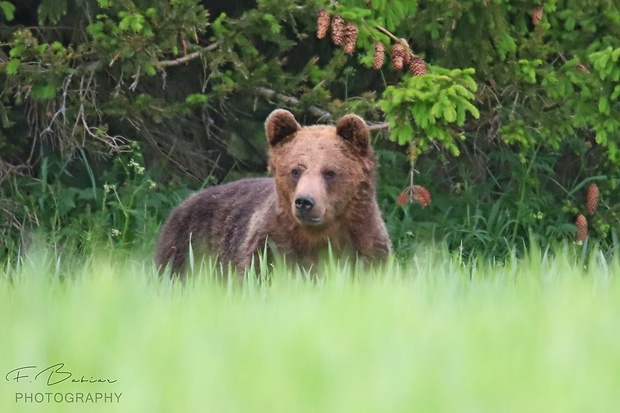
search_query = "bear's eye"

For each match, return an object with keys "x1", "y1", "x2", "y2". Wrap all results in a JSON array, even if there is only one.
[
  {"x1": 323, "y1": 170, "x2": 337, "y2": 180},
  {"x1": 291, "y1": 169, "x2": 300, "y2": 178}
]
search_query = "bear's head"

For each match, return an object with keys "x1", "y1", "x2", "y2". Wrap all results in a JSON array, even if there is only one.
[{"x1": 265, "y1": 109, "x2": 377, "y2": 231}]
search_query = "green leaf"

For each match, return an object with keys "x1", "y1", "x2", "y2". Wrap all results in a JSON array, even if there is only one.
[
  {"x1": 9, "y1": 45, "x2": 23, "y2": 58},
  {"x1": 5, "y1": 58, "x2": 20, "y2": 75},
  {"x1": 185, "y1": 94, "x2": 208, "y2": 105},
  {"x1": 31, "y1": 84, "x2": 57, "y2": 100},
  {"x1": 0, "y1": 1, "x2": 15, "y2": 21},
  {"x1": 262, "y1": 14, "x2": 281, "y2": 33},
  {"x1": 412, "y1": 104, "x2": 432, "y2": 128},
  {"x1": 430, "y1": 101, "x2": 443, "y2": 120},
  {"x1": 37, "y1": 0, "x2": 67, "y2": 24},
  {"x1": 87, "y1": 21, "x2": 105, "y2": 38},
  {"x1": 393, "y1": 122, "x2": 414, "y2": 145},
  {"x1": 598, "y1": 97, "x2": 610, "y2": 115},
  {"x1": 51, "y1": 41, "x2": 63, "y2": 52},
  {"x1": 442, "y1": 102, "x2": 457, "y2": 123},
  {"x1": 462, "y1": 101, "x2": 480, "y2": 119}
]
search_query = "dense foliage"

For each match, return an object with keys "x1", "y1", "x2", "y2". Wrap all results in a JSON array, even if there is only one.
[{"x1": 1, "y1": 0, "x2": 620, "y2": 260}]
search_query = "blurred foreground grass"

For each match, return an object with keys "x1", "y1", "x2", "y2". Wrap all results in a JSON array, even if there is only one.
[{"x1": 1, "y1": 245, "x2": 620, "y2": 413}]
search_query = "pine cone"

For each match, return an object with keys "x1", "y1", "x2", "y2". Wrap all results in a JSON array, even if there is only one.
[
  {"x1": 411, "y1": 185, "x2": 432, "y2": 208},
  {"x1": 408, "y1": 55, "x2": 427, "y2": 76},
  {"x1": 343, "y1": 23, "x2": 359, "y2": 55},
  {"x1": 586, "y1": 183, "x2": 600, "y2": 215},
  {"x1": 391, "y1": 43, "x2": 408, "y2": 71},
  {"x1": 331, "y1": 15, "x2": 345, "y2": 46},
  {"x1": 372, "y1": 42, "x2": 385, "y2": 69},
  {"x1": 400, "y1": 40, "x2": 411, "y2": 65},
  {"x1": 532, "y1": 7, "x2": 543, "y2": 26},
  {"x1": 575, "y1": 214, "x2": 588, "y2": 242},
  {"x1": 317, "y1": 10, "x2": 330, "y2": 40}
]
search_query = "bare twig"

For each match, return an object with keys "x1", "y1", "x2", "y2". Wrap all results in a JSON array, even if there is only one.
[
  {"x1": 0, "y1": 160, "x2": 28, "y2": 185},
  {"x1": 157, "y1": 51, "x2": 202, "y2": 69},
  {"x1": 368, "y1": 122, "x2": 389, "y2": 131},
  {"x1": 80, "y1": 111, "x2": 129, "y2": 154},
  {"x1": 156, "y1": 40, "x2": 223, "y2": 69},
  {"x1": 375, "y1": 24, "x2": 402, "y2": 44},
  {"x1": 374, "y1": 24, "x2": 416, "y2": 56},
  {"x1": 39, "y1": 72, "x2": 74, "y2": 141},
  {"x1": 129, "y1": 65, "x2": 141, "y2": 91}
]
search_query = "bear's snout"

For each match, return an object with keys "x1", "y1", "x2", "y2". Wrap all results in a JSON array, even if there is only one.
[
  {"x1": 295, "y1": 194, "x2": 315, "y2": 212},
  {"x1": 293, "y1": 193, "x2": 324, "y2": 226}
]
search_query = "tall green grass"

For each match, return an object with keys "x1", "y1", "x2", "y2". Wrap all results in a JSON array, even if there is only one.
[{"x1": 1, "y1": 244, "x2": 620, "y2": 413}]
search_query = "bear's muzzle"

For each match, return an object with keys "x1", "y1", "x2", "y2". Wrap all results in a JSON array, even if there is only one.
[{"x1": 294, "y1": 194, "x2": 324, "y2": 226}]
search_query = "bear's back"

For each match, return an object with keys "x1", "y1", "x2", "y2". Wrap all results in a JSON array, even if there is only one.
[{"x1": 155, "y1": 177, "x2": 276, "y2": 273}]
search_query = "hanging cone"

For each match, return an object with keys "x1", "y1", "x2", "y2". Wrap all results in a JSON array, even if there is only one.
[
  {"x1": 372, "y1": 42, "x2": 385, "y2": 69},
  {"x1": 408, "y1": 55, "x2": 427, "y2": 76},
  {"x1": 331, "y1": 15, "x2": 345, "y2": 46},
  {"x1": 575, "y1": 214, "x2": 588, "y2": 242},
  {"x1": 343, "y1": 23, "x2": 359, "y2": 55},
  {"x1": 586, "y1": 183, "x2": 600, "y2": 215},
  {"x1": 391, "y1": 42, "x2": 408, "y2": 71},
  {"x1": 317, "y1": 10, "x2": 330, "y2": 40}
]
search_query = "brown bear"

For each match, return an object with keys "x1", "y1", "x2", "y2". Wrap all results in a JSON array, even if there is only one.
[{"x1": 154, "y1": 109, "x2": 391, "y2": 277}]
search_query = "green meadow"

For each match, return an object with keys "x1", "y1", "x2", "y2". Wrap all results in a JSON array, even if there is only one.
[{"x1": 2, "y1": 245, "x2": 620, "y2": 413}]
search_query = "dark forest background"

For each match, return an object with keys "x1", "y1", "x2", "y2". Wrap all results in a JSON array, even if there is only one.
[{"x1": 1, "y1": 0, "x2": 620, "y2": 260}]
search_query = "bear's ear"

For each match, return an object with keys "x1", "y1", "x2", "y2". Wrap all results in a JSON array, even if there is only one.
[
  {"x1": 336, "y1": 114, "x2": 370, "y2": 153},
  {"x1": 265, "y1": 109, "x2": 302, "y2": 146}
]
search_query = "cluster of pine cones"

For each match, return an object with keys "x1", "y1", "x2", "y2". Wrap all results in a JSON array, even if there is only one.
[
  {"x1": 575, "y1": 183, "x2": 600, "y2": 242},
  {"x1": 317, "y1": 10, "x2": 427, "y2": 76},
  {"x1": 318, "y1": 11, "x2": 359, "y2": 55},
  {"x1": 389, "y1": 41, "x2": 427, "y2": 76}
]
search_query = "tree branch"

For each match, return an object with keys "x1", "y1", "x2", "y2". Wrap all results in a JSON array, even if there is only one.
[
  {"x1": 254, "y1": 86, "x2": 332, "y2": 120},
  {"x1": 253, "y1": 87, "x2": 390, "y2": 131},
  {"x1": 155, "y1": 40, "x2": 223, "y2": 69},
  {"x1": 374, "y1": 24, "x2": 416, "y2": 55},
  {"x1": 368, "y1": 122, "x2": 389, "y2": 131},
  {"x1": 375, "y1": 24, "x2": 402, "y2": 44}
]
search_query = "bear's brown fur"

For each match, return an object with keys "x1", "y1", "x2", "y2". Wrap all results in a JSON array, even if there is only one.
[{"x1": 155, "y1": 109, "x2": 391, "y2": 277}]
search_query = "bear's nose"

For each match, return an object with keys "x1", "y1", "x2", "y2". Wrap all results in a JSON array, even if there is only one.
[{"x1": 295, "y1": 194, "x2": 315, "y2": 212}]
